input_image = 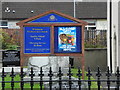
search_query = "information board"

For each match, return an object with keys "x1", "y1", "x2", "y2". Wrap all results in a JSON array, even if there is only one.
[
  {"x1": 54, "y1": 26, "x2": 82, "y2": 53},
  {"x1": 2, "y1": 50, "x2": 20, "y2": 67},
  {"x1": 24, "y1": 27, "x2": 51, "y2": 54}
]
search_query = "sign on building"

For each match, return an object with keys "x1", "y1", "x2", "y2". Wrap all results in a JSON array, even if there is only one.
[
  {"x1": 17, "y1": 10, "x2": 87, "y2": 66},
  {"x1": 2, "y1": 50, "x2": 20, "y2": 67},
  {"x1": 24, "y1": 27, "x2": 51, "y2": 54}
]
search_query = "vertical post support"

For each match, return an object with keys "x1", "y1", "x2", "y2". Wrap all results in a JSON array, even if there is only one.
[
  {"x1": 81, "y1": 54, "x2": 85, "y2": 79},
  {"x1": 51, "y1": 25, "x2": 54, "y2": 55},
  {"x1": 20, "y1": 25, "x2": 24, "y2": 67},
  {"x1": 81, "y1": 25, "x2": 85, "y2": 79}
]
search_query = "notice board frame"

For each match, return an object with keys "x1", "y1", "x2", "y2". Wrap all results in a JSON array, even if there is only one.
[
  {"x1": 24, "y1": 26, "x2": 51, "y2": 54},
  {"x1": 17, "y1": 10, "x2": 87, "y2": 66}
]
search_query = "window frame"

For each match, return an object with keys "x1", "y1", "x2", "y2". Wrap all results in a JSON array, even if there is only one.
[{"x1": 0, "y1": 20, "x2": 8, "y2": 29}]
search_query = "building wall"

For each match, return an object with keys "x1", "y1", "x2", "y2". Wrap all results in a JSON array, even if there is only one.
[
  {"x1": 83, "y1": 19, "x2": 107, "y2": 30},
  {"x1": 96, "y1": 19, "x2": 107, "y2": 29},
  {"x1": 107, "y1": 0, "x2": 120, "y2": 72},
  {"x1": 118, "y1": 1, "x2": 120, "y2": 68},
  {"x1": 111, "y1": 0, "x2": 119, "y2": 72},
  {"x1": 8, "y1": 20, "x2": 20, "y2": 29},
  {"x1": 74, "y1": 49, "x2": 107, "y2": 72}
]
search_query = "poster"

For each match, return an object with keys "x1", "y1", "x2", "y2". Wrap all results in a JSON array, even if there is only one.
[
  {"x1": 54, "y1": 26, "x2": 81, "y2": 53},
  {"x1": 58, "y1": 27, "x2": 76, "y2": 52},
  {"x1": 24, "y1": 27, "x2": 50, "y2": 54}
]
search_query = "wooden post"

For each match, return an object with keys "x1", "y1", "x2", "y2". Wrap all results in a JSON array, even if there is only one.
[
  {"x1": 20, "y1": 25, "x2": 24, "y2": 67},
  {"x1": 81, "y1": 54, "x2": 85, "y2": 79},
  {"x1": 51, "y1": 25, "x2": 54, "y2": 55}
]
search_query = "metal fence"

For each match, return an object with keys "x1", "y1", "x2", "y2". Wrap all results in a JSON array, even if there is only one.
[
  {"x1": 84, "y1": 29, "x2": 107, "y2": 48},
  {"x1": 0, "y1": 67, "x2": 119, "y2": 90}
]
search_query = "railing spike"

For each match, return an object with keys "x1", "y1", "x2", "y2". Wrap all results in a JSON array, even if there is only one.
[
  {"x1": 57, "y1": 67, "x2": 63, "y2": 90},
  {"x1": 96, "y1": 67, "x2": 101, "y2": 90},
  {"x1": 20, "y1": 67, "x2": 24, "y2": 90},
  {"x1": 77, "y1": 67, "x2": 82, "y2": 90},
  {"x1": 10, "y1": 67, "x2": 15, "y2": 90},
  {"x1": 29, "y1": 67, "x2": 35, "y2": 90},
  {"x1": 48, "y1": 67, "x2": 53, "y2": 90},
  {"x1": 39, "y1": 67, "x2": 44, "y2": 90},
  {"x1": 106, "y1": 66, "x2": 111, "y2": 90},
  {"x1": 115, "y1": 66, "x2": 120, "y2": 90},
  {"x1": 2, "y1": 68, "x2": 6, "y2": 90}
]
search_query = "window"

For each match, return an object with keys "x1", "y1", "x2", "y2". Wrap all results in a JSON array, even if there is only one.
[
  {"x1": 84, "y1": 20, "x2": 96, "y2": 30},
  {"x1": 85, "y1": 25, "x2": 96, "y2": 30},
  {"x1": 0, "y1": 20, "x2": 8, "y2": 29}
]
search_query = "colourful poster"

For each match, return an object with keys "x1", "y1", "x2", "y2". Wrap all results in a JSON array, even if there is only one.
[
  {"x1": 54, "y1": 26, "x2": 81, "y2": 53},
  {"x1": 58, "y1": 27, "x2": 77, "y2": 52}
]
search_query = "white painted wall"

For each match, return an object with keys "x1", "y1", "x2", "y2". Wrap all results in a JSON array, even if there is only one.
[
  {"x1": 107, "y1": 0, "x2": 110, "y2": 71},
  {"x1": 96, "y1": 20, "x2": 107, "y2": 29},
  {"x1": 107, "y1": 0, "x2": 120, "y2": 73},
  {"x1": 118, "y1": 1, "x2": 120, "y2": 69},
  {"x1": 84, "y1": 19, "x2": 107, "y2": 30},
  {"x1": 8, "y1": 20, "x2": 20, "y2": 29},
  {"x1": 112, "y1": 0, "x2": 118, "y2": 72}
]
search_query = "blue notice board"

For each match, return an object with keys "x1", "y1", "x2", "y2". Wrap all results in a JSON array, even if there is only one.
[
  {"x1": 54, "y1": 26, "x2": 82, "y2": 53},
  {"x1": 28, "y1": 13, "x2": 76, "y2": 23},
  {"x1": 24, "y1": 27, "x2": 50, "y2": 54}
]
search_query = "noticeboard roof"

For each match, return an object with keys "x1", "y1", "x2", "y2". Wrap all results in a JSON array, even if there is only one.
[{"x1": 17, "y1": 10, "x2": 87, "y2": 25}]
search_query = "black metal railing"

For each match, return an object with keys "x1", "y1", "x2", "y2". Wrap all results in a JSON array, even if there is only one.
[
  {"x1": 84, "y1": 29, "x2": 107, "y2": 48},
  {"x1": 0, "y1": 67, "x2": 119, "y2": 90}
]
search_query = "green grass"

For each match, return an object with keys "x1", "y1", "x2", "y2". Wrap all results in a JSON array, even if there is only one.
[
  {"x1": 0, "y1": 77, "x2": 2, "y2": 90},
  {"x1": 4, "y1": 75, "x2": 44, "y2": 89}
]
